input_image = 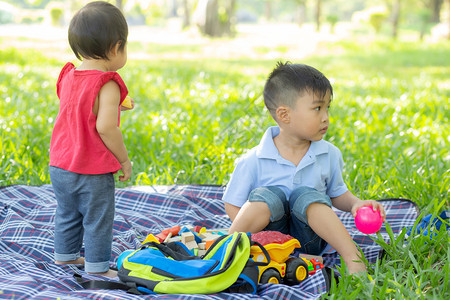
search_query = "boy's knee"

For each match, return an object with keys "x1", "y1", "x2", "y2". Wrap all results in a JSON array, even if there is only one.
[
  {"x1": 290, "y1": 186, "x2": 331, "y2": 224},
  {"x1": 248, "y1": 186, "x2": 287, "y2": 222}
]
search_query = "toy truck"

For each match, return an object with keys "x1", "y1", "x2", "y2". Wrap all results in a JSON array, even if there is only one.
[
  {"x1": 250, "y1": 238, "x2": 309, "y2": 285},
  {"x1": 306, "y1": 257, "x2": 324, "y2": 276}
]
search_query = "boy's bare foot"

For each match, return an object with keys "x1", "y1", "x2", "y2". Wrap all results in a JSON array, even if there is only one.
[
  {"x1": 346, "y1": 259, "x2": 367, "y2": 275},
  {"x1": 88, "y1": 269, "x2": 117, "y2": 278},
  {"x1": 55, "y1": 257, "x2": 85, "y2": 265}
]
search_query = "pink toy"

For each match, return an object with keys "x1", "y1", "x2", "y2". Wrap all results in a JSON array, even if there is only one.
[{"x1": 355, "y1": 206, "x2": 383, "y2": 234}]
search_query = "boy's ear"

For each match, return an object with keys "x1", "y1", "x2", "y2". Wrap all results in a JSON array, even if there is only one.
[{"x1": 276, "y1": 106, "x2": 290, "y2": 123}]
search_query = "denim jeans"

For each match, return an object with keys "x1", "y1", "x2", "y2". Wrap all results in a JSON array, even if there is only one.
[
  {"x1": 49, "y1": 166, "x2": 115, "y2": 273},
  {"x1": 248, "y1": 186, "x2": 331, "y2": 255}
]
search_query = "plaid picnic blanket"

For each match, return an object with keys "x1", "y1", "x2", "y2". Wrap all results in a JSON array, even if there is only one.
[{"x1": 0, "y1": 184, "x2": 419, "y2": 299}]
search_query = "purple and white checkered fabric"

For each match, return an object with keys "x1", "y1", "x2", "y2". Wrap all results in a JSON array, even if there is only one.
[{"x1": 0, "y1": 185, "x2": 418, "y2": 299}]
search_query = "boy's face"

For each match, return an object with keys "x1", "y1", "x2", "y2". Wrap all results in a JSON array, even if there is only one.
[{"x1": 283, "y1": 89, "x2": 331, "y2": 142}]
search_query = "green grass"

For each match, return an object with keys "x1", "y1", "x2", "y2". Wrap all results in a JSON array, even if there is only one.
[{"x1": 0, "y1": 38, "x2": 449, "y2": 299}]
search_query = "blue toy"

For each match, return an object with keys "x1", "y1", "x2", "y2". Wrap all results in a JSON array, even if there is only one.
[
  {"x1": 407, "y1": 210, "x2": 449, "y2": 239},
  {"x1": 117, "y1": 249, "x2": 134, "y2": 269}
]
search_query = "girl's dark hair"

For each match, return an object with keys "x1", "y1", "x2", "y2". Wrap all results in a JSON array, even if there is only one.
[
  {"x1": 263, "y1": 62, "x2": 333, "y2": 118},
  {"x1": 68, "y1": 1, "x2": 128, "y2": 60}
]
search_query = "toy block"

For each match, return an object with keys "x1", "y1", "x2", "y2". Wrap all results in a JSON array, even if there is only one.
[
  {"x1": 181, "y1": 232, "x2": 198, "y2": 250},
  {"x1": 186, "y1": 241, "x2": 198, "y2": 250},
  {"x1": 162, "y1": 225, "x2": 181, "y2": 236},
  {"x1": 179, "y1": 226, "x2": 191, "y2": 235},
  {"x1": 205, "y1": 228, "x2": 229, "y2": 234},
  {"x1": 181, "y1": 225, "x2": 194, "y2": 231},
  {"x1": 142, "y1": 234, "x2": 160, "y2": 244},
  {"x1": 155, "y1": 232, "x2": 168, "y2": 243},
  {"x1": 193, "y1": 226, "x2": 207, "y2": 233},
  {"x1": 198, "y1": 242, "x2": 206, "y2": 250},
  {"x1": 163, "y1": 232, "x2": 172, "y2": 243},
  {"x1": 167, "y1": 235, "x2": 181, "y2": 243},
  {"x1": 181, "y1": 231, "x2": 194, "y2": 242},
  {"x1": 179, "y1": 226, "x2": 202, "y2": 243},
  {"x1": 198, "y1": 249, "x2": 206, "y2": 257},
  {"x1": 199, "y1": 232, "x2": 217, "y2": 240},
  {"x1": 205, "y1": 239, "x2": 215, "y2": 250},
  {"x1": 204, "y1": 233, "x2": 220, "y2": 241}
]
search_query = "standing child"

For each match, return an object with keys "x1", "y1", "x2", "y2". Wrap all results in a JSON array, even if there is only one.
[
  {"x1": 49, "y1": 1, "x2": 133, "y2": 277},
  {"x1": 223, "y1": 62, "x2": 386, "y2": 274}
]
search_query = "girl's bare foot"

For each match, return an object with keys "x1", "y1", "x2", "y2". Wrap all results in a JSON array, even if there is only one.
[
  {"x1": 88, "y1": 269, "x2": 117, "y2": 278},
  {"x1": 55, "y1": 257, "x2": 85, "y2": 265}
]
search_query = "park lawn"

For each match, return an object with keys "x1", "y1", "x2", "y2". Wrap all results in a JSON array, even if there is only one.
[{"x1": 0, "y1": 39, "x2": 449, "y2": 299}]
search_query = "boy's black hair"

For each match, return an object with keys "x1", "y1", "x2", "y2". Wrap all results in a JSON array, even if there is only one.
[
  {"x1": 68, "y1": 1, "x2": 128, "y2": 61},
  {"x1": 263, "y1": 62, "x2": 333, "y2": 119}
]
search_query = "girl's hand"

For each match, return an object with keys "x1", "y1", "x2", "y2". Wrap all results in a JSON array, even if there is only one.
[
  {"x1": 120, "y1": 96, "x2": 135, "y2": 111},
  {"x1": 351, "y1": 200, "x2": 386, "y2": 221},
  {"x1": 119, "y1": 159, "x2": 132, "y2": 181}
]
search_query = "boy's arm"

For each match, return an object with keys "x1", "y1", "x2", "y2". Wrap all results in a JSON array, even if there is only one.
[
  {"x1": 331, "y1": 190, "x2": 361, "y2": 212},
  {"x1": 222, "y1": 154, "x2": 257, "y2": 220},
  {"x1": 96, "y1": 80, "x2": 131, "y2": 181},
  {"x1": 332, "y1": 191, "x2": 386, "y2": 220},
  {"x1": 225, "y1": 203, "x2": 241, "y2": 221}
]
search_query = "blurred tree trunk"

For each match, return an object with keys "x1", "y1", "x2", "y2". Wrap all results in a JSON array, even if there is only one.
[
  {"x1": 431, "y1": 0, "x2": 443, "y2": 22},
  {"x1": 116, "y1": 0, "x2": 123, "y2": 11},
  {"x1": 448, "y1": 0, "x2": 450, "y2": 39},
  {"x1": 315, "y1": 0, "x2": 322, "y2": 31},
  {"x1": 204, "y1": 0, "x2": 219, "y2": 36},
  {"x1": 265, "y1": 1, "x2": 272, "y2": 21},
  {"x1": 168, "y1": 0, "x2": 178, "y2": 17},
  {"x1": 182, "y1": 0, "x2": 191, "y2": 28},
  {"x1": 197, "y1": 0, "x2": 236, "y2": 37},
  {"x1": 391, "y1": 0, "x2": 401, "y2": 39},
  {"x1": 224, "y1": 0, "x2": 236, "y2": 36},
  {"x1": 298, "y1": 0, "x2": 307, "y2": 27}
]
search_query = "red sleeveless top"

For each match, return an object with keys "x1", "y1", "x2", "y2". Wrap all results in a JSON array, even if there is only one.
[{"x1": 49, "y1": 63, "x2": 128, "y2": 174}]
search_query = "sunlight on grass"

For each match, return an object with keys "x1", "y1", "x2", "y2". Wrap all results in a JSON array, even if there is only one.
[
  {"x1": 0, "y1": 39, "x2": 449, "y2": 299},
  {"x1": 1, "y1": 41, "x2": 448, "y2": 200}
]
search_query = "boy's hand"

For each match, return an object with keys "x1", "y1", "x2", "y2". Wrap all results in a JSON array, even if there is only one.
[
  {"x1": 351, "y1": 200, "x2": 386, "y2": 221},
  {"x1": 119, "y1": 159, "x2": 132, "y2": 181}
]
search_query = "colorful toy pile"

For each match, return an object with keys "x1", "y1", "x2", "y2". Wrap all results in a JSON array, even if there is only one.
[
  {"x1": 143, "y1": 227, "x2": 325, "y2": 285},
  {"x1": 142, "y1": 225, "x2": 228, "y2": 256}
]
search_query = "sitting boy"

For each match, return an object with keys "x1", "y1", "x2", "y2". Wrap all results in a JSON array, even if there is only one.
[{"x1": 223, "y1": 62, "x2": 386, "y2": 274}]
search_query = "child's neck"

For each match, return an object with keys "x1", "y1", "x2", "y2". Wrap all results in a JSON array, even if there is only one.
[
  {"x1": 273, "y1": 132, "x2": 311, "y2": 166},
  {"x1": 77, "y1": 59, "x2": 111, "y2": 72}
]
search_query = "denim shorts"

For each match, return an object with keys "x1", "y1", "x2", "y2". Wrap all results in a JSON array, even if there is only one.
[
  {"x1": 248, "y1": 186, "x2": 332, "y2": 255},
  {"x1": 49, "y1": 166, "x2": 115, "y2": 273}
]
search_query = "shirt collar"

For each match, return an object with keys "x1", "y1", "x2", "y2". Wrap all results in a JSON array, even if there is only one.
[
  {"x1": 256, "y1": 126, "x2": 280, "y2": 159},
  {"x1": 256, "y1": 126, "x2": 329, "y2": 160}
]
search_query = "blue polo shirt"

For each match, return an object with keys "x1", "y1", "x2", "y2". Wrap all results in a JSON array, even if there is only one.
[{"x1": 223, "y1": 126, "x2": 348, "y2": 207}]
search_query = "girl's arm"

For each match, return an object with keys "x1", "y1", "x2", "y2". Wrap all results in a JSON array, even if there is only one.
[{"x1": 96, "y1": 80, "x2": 131, "y2": 181}]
